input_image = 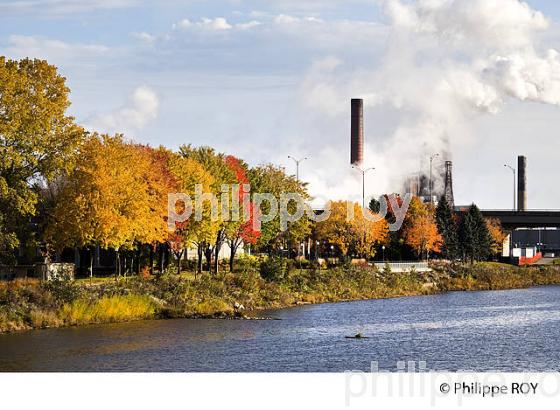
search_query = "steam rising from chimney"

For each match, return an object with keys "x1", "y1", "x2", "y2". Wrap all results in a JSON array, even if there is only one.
[{"x1": 301, "y1": 0, "x2": 560, "y2": 201}]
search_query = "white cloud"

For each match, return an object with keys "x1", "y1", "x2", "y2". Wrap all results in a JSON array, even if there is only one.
[
  {"x1": 5, "y1": 35, "x2": 110, "y2": 59},
  {"x1": 172, "y1": 17, "x2": 265, "y2": 32},
  {"x1": 173, "y1": 17, "x2": 234, "y2": 31},
  {"x1": 132, "y1": 32, "x2": 156, "y2": 45},
  {"x1": 84, "y1": 86, "x2": 160, "y2": 136},
  {"x1": 237, "y1": 20, "x2": 263, "y2": 30},
  {"x1": 0, "y1": 0, "x2": 139, "y2": 15},
  {"x1": 203, "y1": 17, "x2": 233, "y2": 30}
]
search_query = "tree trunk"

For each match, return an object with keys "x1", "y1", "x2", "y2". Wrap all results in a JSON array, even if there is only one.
[
  {"x1": 229, "y1": 245, "x2": 235, "y2": 273},
  {"x1": 205, "y1": 246, "x2": 212, "y2": 273},
  {"x1": 214, "y1": 247, "x2": 219, "y2": 275},
  {"x1": 149, "y1": 246, "x2": 154, "y2": 276},
  {"x1": 160, "y1": 245, "x2": 166, "y2": 274},
  {"x1": 196, "y1": 244, "x2": 203, "y2": 277},
  {"x1": 176, "y1": 250, "x2": 183, "y2": 275},
  {"x1": 116, "y1": 250, "x2": 121, "y2": 277},
  {"x1": 89, "y1": 248, "x2": 94, "y2": 283},
  {"x1": 213, "y1": 229, "x2": 226, "y2": 274},
  {"x1": 164, "y1": 245, "x2": 170, "y2": 272},
  {"x1": 229, "y1": 239, "x2": 240, "y2": 273},
  {"x1": 135, "y1": 248, "x2": 140, "y2": 275}
]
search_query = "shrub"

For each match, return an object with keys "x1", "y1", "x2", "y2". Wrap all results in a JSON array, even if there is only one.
[
  {"x1": 234, "y1": 254, "x2": 260, "y2": 274},
  {"x1": 41, "y1": 279, "x2": 83, "y2": 304},
  {"x1": 232, "y1": 269, "x2": 263, "y2": 293},
  {"x1": 139, "y1": 267, "x2": 151, "y2": 280},
  {"x1": 259, "y1": 257, "x2": 287, "y2": 282}
]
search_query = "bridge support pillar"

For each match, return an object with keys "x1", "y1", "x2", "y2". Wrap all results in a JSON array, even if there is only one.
[{"x1": 502, "y1": 234, "x2": 511, "y2": 258}]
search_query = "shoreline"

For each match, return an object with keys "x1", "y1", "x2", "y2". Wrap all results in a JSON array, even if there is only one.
[
  {"x1": 3, "y1": 283, "x2": 559, "y2": 336},
  {"x1": 2, "y1": 262, "x2": 560, "y2": 334}
]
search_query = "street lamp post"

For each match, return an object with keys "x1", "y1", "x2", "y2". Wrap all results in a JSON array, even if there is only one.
[
  {"x1": 288, "y1": 156, "x2": 308, "y2": 182},
  {"x1": 504, "y1": 164, "x2": 516, "y2": 211},
  {"x1": 352, "y1": 166, "x2": 375, "y2": 209},
  {"x1": 429, "y1": 153, "x2": 439, "y2": 203},
  {"x1": 382, "y1": 245, "x2": 386, "y2": 262}
]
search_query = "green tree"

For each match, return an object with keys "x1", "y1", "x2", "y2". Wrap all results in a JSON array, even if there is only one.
[
  {"x1": 179, "y1": 145, "x2": 237, "y2": 274},
  {"x1": 459, "y1": 204, "x2": 492, "y2": 264},
  {"x1": 248, "y1": 164, "x2": 311, "y2": 254},
  {"x1": 368, "y1": 197, "x2": 381, "y2": 214},
  {"x1": 0, "y1": 57, "x2": 85, "y2": 262},
  {"x1": 435, "y1": 195, "x2": 459, "y2": 260}
]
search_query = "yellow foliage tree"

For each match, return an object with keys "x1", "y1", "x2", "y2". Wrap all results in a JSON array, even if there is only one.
[
  {"x1": 0, "y1": 57, "x2": 86, "y2": 261},
  {"x1": 167, "y1": 153, "x2": 216, "y2": 274},
  {"x1": 315, "y1": 201, "x2": 389, "y2": 258},
  {"x1": 46, "y1": 134, "x2": 175, "y2": 274}
]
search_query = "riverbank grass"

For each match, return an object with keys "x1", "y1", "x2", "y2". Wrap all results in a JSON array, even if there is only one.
[
  {"x1": 61, "y1": 295, "x2": 156, "y2": 326},
  {"x1": 2, "y1": 262, "x2": 560, "y2": 333}
]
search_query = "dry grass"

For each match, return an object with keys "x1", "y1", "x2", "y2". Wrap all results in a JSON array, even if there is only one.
[{"x1": 61, "y1": 295, "x2": 156, "y2": 326}]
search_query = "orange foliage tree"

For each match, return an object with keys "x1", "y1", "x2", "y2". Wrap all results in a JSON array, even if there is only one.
[
  {"x1": 403, "y1": 197, "x2": 442, "y2": 259},
  {"x1": 486, "y1": 218, "x2": 507, "y2": 256}
]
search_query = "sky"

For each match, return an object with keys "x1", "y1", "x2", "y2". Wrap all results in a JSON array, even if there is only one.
[{"x1": 2, "y1": 0, "x2": 560, "y2": 209}]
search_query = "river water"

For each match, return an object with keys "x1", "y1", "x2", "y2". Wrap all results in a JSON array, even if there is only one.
[{"x1": 1, "y1": 286, "x2": 560, "y2": 372}]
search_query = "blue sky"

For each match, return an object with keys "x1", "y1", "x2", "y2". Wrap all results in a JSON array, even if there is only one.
[{"x1": 2, "y1": 0, "x2": 560, "y2": 209}]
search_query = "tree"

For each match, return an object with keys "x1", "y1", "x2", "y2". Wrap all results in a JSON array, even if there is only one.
[
  {"x1": 179, "y1": 145, "x2": 237, "y2": 274},
  {"x1": 45, "y1": 135, "x2": 175, "y2": 276},
  {"x1": 315, "y1": 200, "x2": 388, "y2": 258},
  {"x1": 248, "y1": 164, "x2": 311, "y2": 254},
  {"x1": 486, "y1": 218, "x2": 507, "y2": 257},
  {"x1": 167, "y1": 153, "x2": 215, "y2": 275},
  {"x1": 368, "y1": 197, "x2": 381, "y2": 214},
  {"x1": 224, "y1": 156, "x2": 260, "y2": 272},
  {"x1": 403, "y1": 198, "x2": 442, "y2": 259},
  {"x1": 459, "y1": 204, "x2": 492, "y2": 264},
  {"x1": 351, "y1": 202, "x2": 389, "y2": 258},
  {"x1": 435, "y1": 195, "x2": 459, "y2": 260},
  {"x1": 404, "y1": 214, "x2": 442, "y2": 259},
  {"x1": 0, "y1": 57, "x2": 85, "y2": 262}
]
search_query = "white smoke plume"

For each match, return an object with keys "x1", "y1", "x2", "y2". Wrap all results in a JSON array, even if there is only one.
[{"x1": 300, "y1": 0, "x2": 560, "y2": 205}]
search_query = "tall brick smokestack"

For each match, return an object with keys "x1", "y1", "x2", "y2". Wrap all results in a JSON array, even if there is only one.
[
  {"x1": 351, "y1": 99, "x2": 364, "y2": 166},
  {"x1": 444, "y1": 161, "x2": 455, "y2": 208},
  {"x1": 518, "y1": 155, "x2": 527, "y2": 211}
]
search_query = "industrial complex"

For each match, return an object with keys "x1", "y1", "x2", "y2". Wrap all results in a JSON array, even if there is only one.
[{"x1": 350, "y1": 99, "x2": 560, "y2": 264}]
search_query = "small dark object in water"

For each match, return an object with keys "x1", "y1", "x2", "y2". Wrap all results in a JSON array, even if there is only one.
[{"x1": 345, "y1": 333, "x2": 369, "y2": 339}]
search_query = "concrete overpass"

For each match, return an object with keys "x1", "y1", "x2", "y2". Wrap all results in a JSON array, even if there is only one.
[{"x1": 478, "y1": 210, "x2": 560, "y2": 229}]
